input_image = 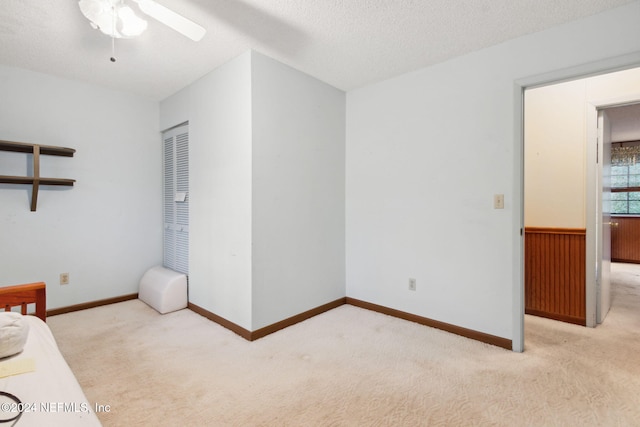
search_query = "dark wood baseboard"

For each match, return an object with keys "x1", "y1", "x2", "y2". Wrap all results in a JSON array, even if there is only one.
[
  {"x1": 525, "y1": 308, "x2": 586, "y2": 326},
  {"x1": 189, "y1": 297, "x2": 512, "y2": 350},
  {"x1": 44, "y1": 292, "x2": 513, "y2": 350},
  {"x1": 251, "y1": 298, "x2": 347, "y2": 340},
  {"x1": 188, "y1": 298, "x2": 347, "y2": 341},
  {"x1": 47, "y1": 293, "x2": 138, "y2": 317},
  {"x1": 612, "y1": 258, "x2": 640, "y2": 264},
  {"x1": 188, "y1": 302, "x2": 252, "y2": 340},
  {"x1": 346, "y1": 297, "x2": 513, "y2": 350}
]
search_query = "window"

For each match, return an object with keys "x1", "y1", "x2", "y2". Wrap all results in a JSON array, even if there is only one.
[
  {"x1": 163, "y1": 123, "x2": 189, "y2": 274},
  {"x1": 611, "y1": 143, "x2": 640, "y2": 215}
]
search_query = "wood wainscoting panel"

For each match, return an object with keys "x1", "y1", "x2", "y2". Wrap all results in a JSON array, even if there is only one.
[
  {"x1": 611, "y1": 216, "x2": 640, "y2": 263},
  {"x1": 524, "y1": 227, "x2": 586, "y2": 325}
]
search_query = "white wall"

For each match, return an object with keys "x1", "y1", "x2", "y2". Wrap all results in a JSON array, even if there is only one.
[
  {"x1": 161, "y1": 52, "x2": 254, "y2": 330},
  {"x1": 346, "y1": 1, "x2": 640, "y2": 341},
  {"x1": 251, "y1": 52, "x2": 345, "y2": 330},
  {"x1": 525, "y1": 80, "x2": 588, "y2": 228},
  {"x1": 0, "y1": 65, "x2": 162, "y2": 309},
  {"x1": 525, "y1": 67, "x2": 640, "y2": 229},
  {"x1": 160, "y1": 51, "x2": 346, "y2": 331}
]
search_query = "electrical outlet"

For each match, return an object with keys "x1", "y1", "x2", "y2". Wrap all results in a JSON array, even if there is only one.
[
  {"x1": 409, "y1": 278, "x2": 417, "y2": 291},
  {"x1": 60, "y1": 273, "x2": 69, "y2": 285}
]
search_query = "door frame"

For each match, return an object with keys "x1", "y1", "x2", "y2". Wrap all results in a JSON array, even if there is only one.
[{"x1": 513, "y1": 53, "x2": 640, "y2": 352}]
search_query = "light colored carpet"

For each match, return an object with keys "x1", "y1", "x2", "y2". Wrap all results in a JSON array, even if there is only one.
[{"x1": 48, "y1": 264, "x2": 640, "y2": 426}]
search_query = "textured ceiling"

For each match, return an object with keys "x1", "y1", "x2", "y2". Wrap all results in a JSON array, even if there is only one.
[{"x1": 0, "y1": 0, "x2": 635, "y2": 101}]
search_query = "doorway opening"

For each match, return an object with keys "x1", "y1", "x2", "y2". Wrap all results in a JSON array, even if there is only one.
[
  {"x1": 607, "y1": 103, "x2": 640, "y2": 267},
  {"x1": 606, "y1": 102, "x2": 640, "y2": 321},
  {"x1": 522, "y1": 66, "x2": 640, "y2": 350}
]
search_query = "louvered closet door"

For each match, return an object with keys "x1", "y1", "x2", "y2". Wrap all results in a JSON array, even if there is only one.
[{"x1": 163, "y1": 124, "x2": 189, "y2": 275}]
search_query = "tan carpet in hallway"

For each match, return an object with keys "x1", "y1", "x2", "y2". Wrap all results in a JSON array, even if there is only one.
[{"x1": 48, "y1": 263, "x2": 640, "y2": 426}]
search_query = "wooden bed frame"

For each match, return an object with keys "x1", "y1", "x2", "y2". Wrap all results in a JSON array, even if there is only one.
[
  {"x1": 0, "y1": 281, "x2": 102, "y2": 425},
  {"x1": 0, "y1": 282, "x2": 46, "y2": 322}
]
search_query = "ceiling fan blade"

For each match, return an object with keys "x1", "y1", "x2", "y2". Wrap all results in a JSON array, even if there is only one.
[{"x1": 134, "y1": 0, "x2": 206, "y2": 41}]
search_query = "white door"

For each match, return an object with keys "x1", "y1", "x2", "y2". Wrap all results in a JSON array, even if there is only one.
[
  {"x1": 597, "y1": 109, "x2": 612, "y2": 323},
  {"x1": 163, "y1": 124, "x2": 189, "y2": 275}
]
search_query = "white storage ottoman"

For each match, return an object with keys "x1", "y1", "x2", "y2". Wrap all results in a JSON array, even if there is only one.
[{"x1": 138, "y1": 266, "x2": 188, "y2": 314}]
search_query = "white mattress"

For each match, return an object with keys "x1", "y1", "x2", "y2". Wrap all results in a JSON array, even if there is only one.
[{"x1": 0, "y1": 316, "x2": 101, "y2": 426}]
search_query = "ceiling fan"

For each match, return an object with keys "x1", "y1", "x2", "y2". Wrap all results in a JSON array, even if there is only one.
[{"x1": 78, "y1": 0, "x2": 206, "y2": 42}]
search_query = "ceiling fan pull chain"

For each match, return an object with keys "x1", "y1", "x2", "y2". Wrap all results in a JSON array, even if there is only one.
[{"x1": 110, "y1": 3, "x2": 117, "y2": 62}]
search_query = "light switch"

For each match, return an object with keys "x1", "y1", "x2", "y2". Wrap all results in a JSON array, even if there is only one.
[{"x1": 494, "y1": 194, "x2": 504, "y2": 209}]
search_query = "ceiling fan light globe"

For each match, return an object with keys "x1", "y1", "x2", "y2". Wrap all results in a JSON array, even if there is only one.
[
  {"x1": 78, "y1": 0, "x2": 106, "y2": 22},
  {"x1": 79, "y1": 0, "x2": 146, "y2": 38},
  {"x1": 80, "y1": 0, "x2": 204, "y2": 42},
  {"x1": 79, "y1": 0, "x2": 118, "y2": 37},
  {"x1": 118, "y1": 6, "x2": 148, "y2": 37}
]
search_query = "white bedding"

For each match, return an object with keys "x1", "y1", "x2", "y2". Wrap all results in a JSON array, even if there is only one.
[{"x1": 0, "y1": 316, "x2": 101, "y2": 426}]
